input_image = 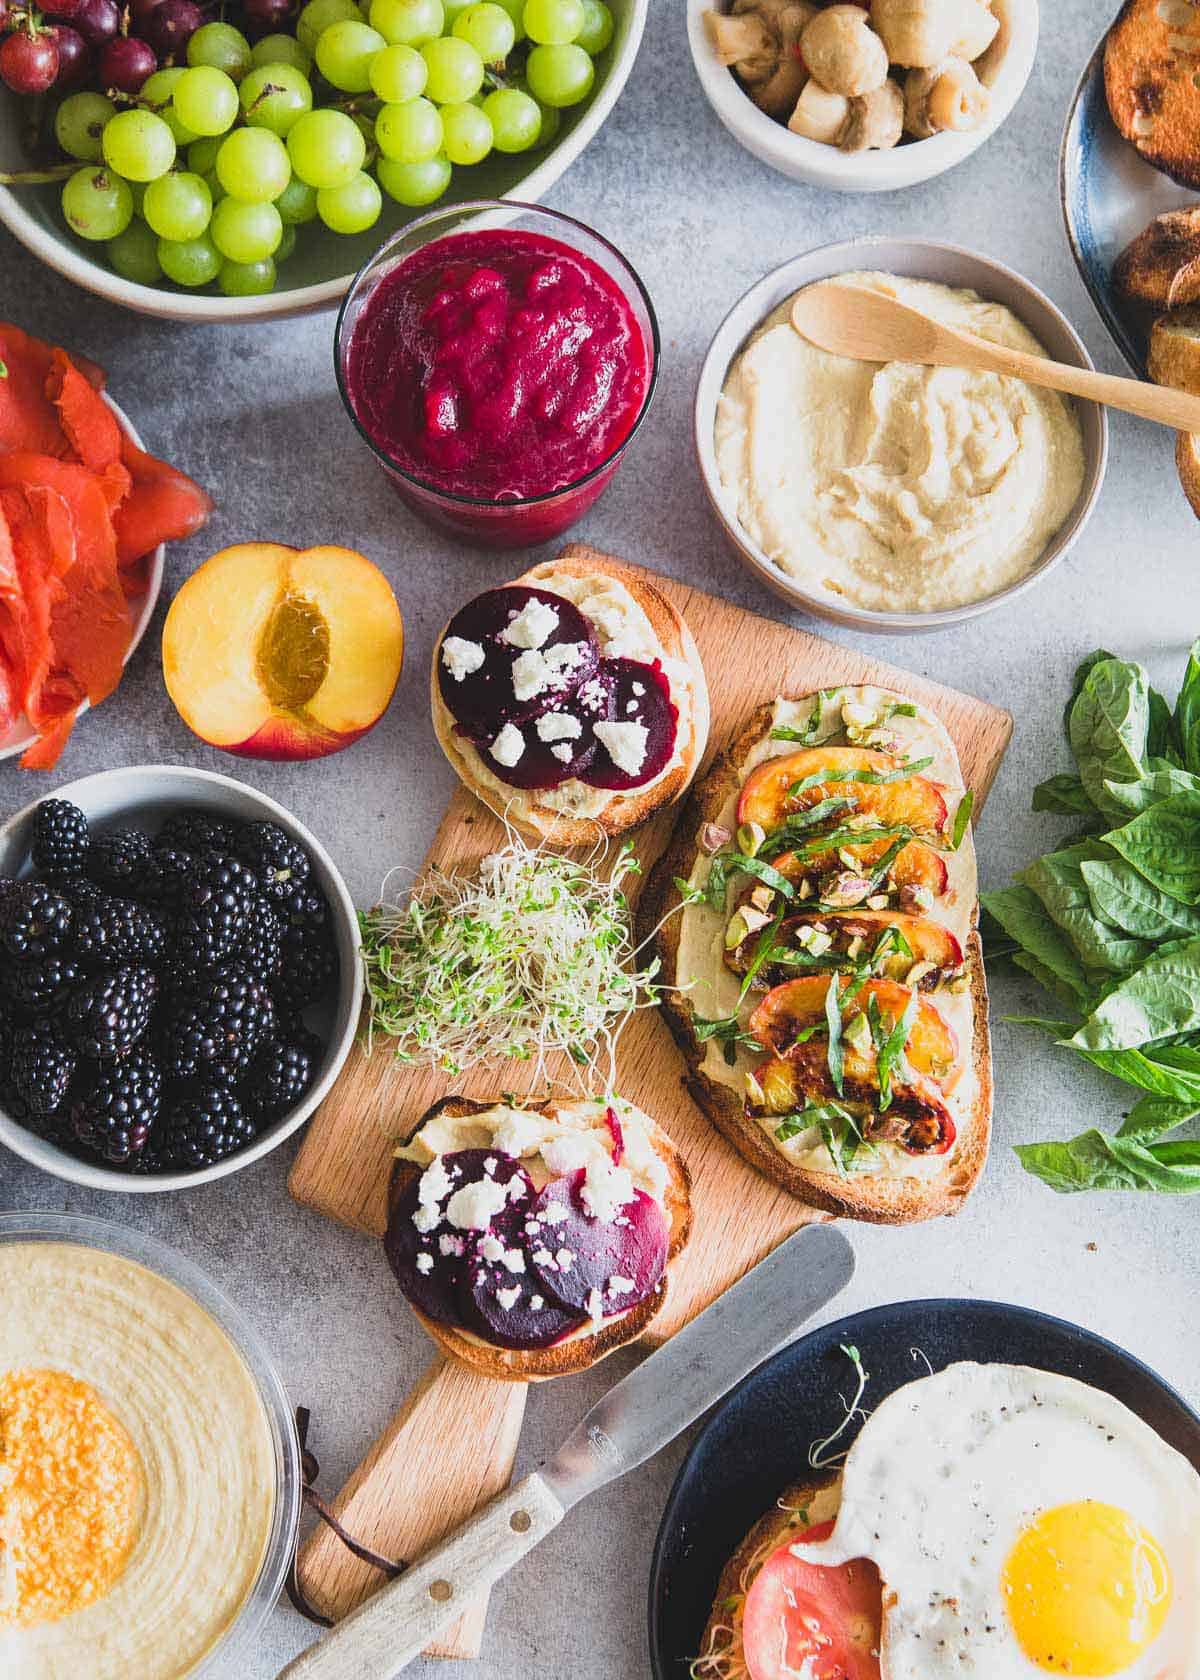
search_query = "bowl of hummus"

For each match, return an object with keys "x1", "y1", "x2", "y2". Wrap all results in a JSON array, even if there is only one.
[
  {"x1": 696, "y1": 238, "x2": 1108, "y2": 632},
  {"x1": 0, "y1": 1211, "x2": 301, "y2": 1680}
]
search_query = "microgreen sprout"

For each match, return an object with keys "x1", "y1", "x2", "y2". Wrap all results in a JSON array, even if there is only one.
[{"x1": 808, "y1": 1343, "x2": 871, "y2": 1470}]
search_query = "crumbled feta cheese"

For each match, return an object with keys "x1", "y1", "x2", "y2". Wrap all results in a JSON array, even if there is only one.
[
  {"x1": 412, "y1": 1204, "x2": 439, "y2": 1235},
  {"x1": 479, "y1": 1234, "x2": 505, "y2": 1263},
  {"x1": 415, "y1": 1253, "x2": 434, "y2": 1274},
  {"x1": 499, "y1": 1248, "x2": 525, "y2": 1274},
  {"x1": 446, "y1": 1176, "x2": 509, "y2": 1231},
  {"x1": 625, "y1": 701, "x2": 638, "y2": 715},
  {"x1": 511, "y1": 641, "x2": 585, "y2": 702},
  {"x1": 418, "y1": 1155, "x2": 453, "y2": 1208},
  {"x1": 438, "y1": 1234, "x2": 465, "y2": 1258},
  {"x1": 607, "y1": 1275, "x2": 635, "y2": 1295},
  {"x1": 531, "y1": 1247, "x2": 556, "y2": 1268},
  {"x1": 539, "y1": 1200, "x2": 569, "y2": 1226},
  {"x1": 492, "y1": 1108, "x2": 546, "y2": 1157},
  {"x1": 541, "y1": 1133, "x2": 592, "y2": 1178},
  {"x1": 536, "y1": 711, "x2": 583, "y2": 742},
  {"x1": 530, "y1": 1295, "x2": 544, "y2": 1311},
  {"x1": 577, "y1": 677, "x2": 607, "y2": 712},
  {"x1": 525, "y1": 1219, "x2": 541, "y2": 1237},
  {"x1": 555, "y1": 1248, "x2": 575, "y2": 1272},
  {"x1": 551, "y1": 743, "x2": 573, "y2": 762},
  {"x1": 441, "y1": 636, "x2": 485, "y2": 682},
  {"x1": 580, "y1": 1158, "x2": 635, "y2": 1223},
  {"x1": 490, "y1": 722, "x2": 525, "y2": 768},
  {"x1": 507, "y1": 1177, "x2": 526, "y2": 1202},
  {"x1": 484, "y1": 1156, "x2": 497, "y2": 1174},
  {"x1": 594, "y1": 720, "x2": 648, "y2": 777},
  {"x1": 631, "y1": 682, "x2": 645, "y2": 697},
  {"x1": 495, "y1": 1285, "x2": 521, "y2": 1311},
  {"x1": 498, "y1": 598, "x2": 558, "y2": 650},
  {"x1": 586, "y1": 1287, "x2": 605, "y2": 1324}
]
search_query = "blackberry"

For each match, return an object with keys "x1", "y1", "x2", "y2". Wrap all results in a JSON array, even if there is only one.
[
  {"x1": 159, "y1": 1085, "x2": 255, "y2": 1169},
  {"x1": 74, "y1": 896, "x2": 167, "y2": 966},
  {"x1": 9, "y1": 1019, "x2": 76, "y2": 1116},
  {"x1": 164, "y1": 964, "x2": 274, "y2": 1085},
  {"x1": 158, "y1": 811, "x2": 242, "y2": 856},
  {"x1": 280, "y1": 883, "x2": 331, "y2": 939},
  {"x1": 69, "y1": 1051, "x2": 162, "y2": 1165},
  {"x1": 239, "y1": 895, "x2": 283, "y2": 977},
  {"x1": 245, "y1": 1035, "x2": 315, "y2": 1121},
  {"x1": 88, "y1": 828, "x2": 152, "y2": 894},
  {"x1": 275, "y1": 928, "x2": 337, "y2": 1011},
  {"x1": 1, "y1": 953, "x2": 86, "y2": 1017},
  {"x1": 31, "y1": 800, "x2": 90, "y2": 877},
  {"x1": 173, "y1": 876, "x2": 253, "y2": 970},
  {"x1": 236, "y1": 822, "x2": 310, "y2": 902},
  {"x1": 0, "y1": 882, "x2": 73, "y2": 961},
  {"x1": 66, "y1": 965, "x2": 158, "y2": 1059},
  {"x1": 58, "y1": 876, "x2": 104, "y2": 909},
  {"x1": 138, "y1": 847, "x2": 200, "y2": 911}
]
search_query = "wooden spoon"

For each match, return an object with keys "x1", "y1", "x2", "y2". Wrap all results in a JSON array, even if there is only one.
[{"x1": 789, "y1": 281, "x2": 1200, "y2": 432}]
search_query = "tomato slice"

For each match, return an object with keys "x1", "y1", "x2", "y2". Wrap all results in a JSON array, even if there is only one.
[{"x1": 742, "y1": 1519, "x2": 881, "y2": 1680}]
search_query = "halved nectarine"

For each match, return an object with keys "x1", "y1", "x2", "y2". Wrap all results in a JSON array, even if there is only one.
[
  {"x1": 748, "y1": 976, "x2": 958, "y2": 1083},
  {"x1": 771, "y1": 839, "x2": 949, "y2": 900},
  {"x1": 162, "y1": 543, "x2": 403, "y2": 761},
  {"x1": 727, "y1": 910, "x2": 962, "y2": 986},
  {"x1": 737, "y1": 747, "x2": 948, "y2": 837}
]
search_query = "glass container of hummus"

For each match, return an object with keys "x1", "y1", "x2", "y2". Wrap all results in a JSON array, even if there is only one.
[{"x1": 0, "y1": 1211, "x2": 301, "y2": 1680}]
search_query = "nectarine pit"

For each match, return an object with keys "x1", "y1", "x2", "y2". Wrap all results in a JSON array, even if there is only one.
[{"x1": 257, "y1": 592, "x2": 331, "y2": 714}]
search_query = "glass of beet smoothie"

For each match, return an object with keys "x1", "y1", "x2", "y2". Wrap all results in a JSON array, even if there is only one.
[{"x1": 335, "y1": 201, "x2": 660, "y2": 549}]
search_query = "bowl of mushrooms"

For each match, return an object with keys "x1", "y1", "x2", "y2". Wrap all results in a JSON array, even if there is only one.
[{"x1": 688, "y1": 0, "x2": 1039, "y2": 193}]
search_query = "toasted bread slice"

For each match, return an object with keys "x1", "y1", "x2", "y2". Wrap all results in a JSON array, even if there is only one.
[
  {"x1": 1148, "y1": 304, "x2": 1200, "y2": 392},
  {"x1": 639, "y1": 697, "x2": 992, "y2": 1225},
  {"x1": 695, "y1": 1472, "x2": 842, "y2": 1679},
  {"x1": 1176, "y1": 428, "x2": 1200, "y2": 518},
  {"x1": 1106, "y1": 0, "x2": 1200, "y2": 189},
  {"x1": 388, "y1": 1095, "x2": 693, "y2": 1383},
  {"x1": 1113, "y1": 207, "x2": 1200, "y2": 309},
  {"x1": 431, "y1": 544, "x2": 710, "y2": 847}
]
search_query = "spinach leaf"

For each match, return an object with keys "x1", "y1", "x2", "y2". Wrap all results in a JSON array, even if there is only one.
[
  {"x1": 1103, "y1": 792, "x2": 1200, "y2": 904},
  {"x1": 1068, "y1": 656, "x2": 1150, "y2": 819},
  {"x1": 980, "y1": 884, "x2": 1090, "y2": 1001},
  {"x1": 1103, "y1": 763, "x2": 1200, "y2": 815},
  {"x1": 1175, "y1": 639, "x2": 1200, "y2": 774},
  {"x1": 1068, "y1": 937, "x2": 1200, "y2": 1051},
  {"x1": 1016, "y1": 1130, "x2": 1200, "y2": 1194},
  {"x1": 1020, "y1": 843, "x2": 1150, "y2": 974},
  {"x1": 1031, "y1": 774, "x2": 1097, "y2": 818},
  {"x1": 1080, "y1": 857, "x2": 1200, "y2": 942}
]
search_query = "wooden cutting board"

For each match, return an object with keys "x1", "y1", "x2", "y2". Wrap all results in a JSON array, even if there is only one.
[{"x1": 287, "y1": 543, "x2": 1013, "y2": 1658}]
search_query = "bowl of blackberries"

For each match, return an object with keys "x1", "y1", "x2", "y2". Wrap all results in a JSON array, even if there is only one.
[{"x1": 0, "y1": 765, "x2": 363, "y2": 1190}]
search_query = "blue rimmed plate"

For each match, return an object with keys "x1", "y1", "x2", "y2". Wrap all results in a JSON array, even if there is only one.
[
  {"x1": 647, "y1": 1298, "x2": 1200, "y2": 1679},
  {"x1": 1061, "y1": 25, "x2": 1200, "y2": 376}
]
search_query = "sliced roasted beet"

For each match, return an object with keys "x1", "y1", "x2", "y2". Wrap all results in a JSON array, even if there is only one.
[
  {"x1": 581, "y1": 657, "x2": 679, "y2": 792},
  {"x1": 527, "y1": 1172, "x2": 669, "y2": 1318},
  {"x1": 603, "y1": 1104, "x2": 625, "y2": 1165},
  {"x1": 383, "y1": 1148, "x2": 535, "y2": 1328},
  {"x1": 457, "y1": 1246, "x2": 586, "y2": 1350},
  {"x1": 437, "y1": 585, "x2": 599, "y2": 739},
  {"x1": 482, "y1": 662, "x2": 615, "y2": 791}
]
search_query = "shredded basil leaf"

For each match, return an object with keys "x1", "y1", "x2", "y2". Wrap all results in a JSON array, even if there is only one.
[
  {"x1": 951, "y1": 789, "x2": 975, "y2": 850},
  {"x1": 786, "y1": 758, "x2": 934, "y2": 801},
  {"x1": 824, "y1": 975, "x2": 845, "y2": 1096},
  {"x1": 771, "y1": 690, "x2": 832, "y2": 744}
]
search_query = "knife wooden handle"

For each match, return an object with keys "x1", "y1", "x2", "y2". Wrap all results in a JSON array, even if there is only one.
[{"x1": 275, "y1": 1474, "x2": 565, "y2": 1680}]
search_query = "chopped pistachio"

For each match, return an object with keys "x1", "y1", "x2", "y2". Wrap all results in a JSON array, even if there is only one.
[
  {"x1": 866, "y1": 893, "x2": 889, "y2": 910},
  {"x1": 948, "y1": 968, "x2": 971, "y2": 994},
  {"x1": 740, "y1": 905, "x2": 774, "y2": 937},
  {"x1": 724, "y1": 910, "x2": 750, "y2": 951},
  {"x1": 838, "y1": 848, "x2": 860, "y2": 870},
  {"x1": 701, "y1": 823, "x2": 731, "y2": 854},
  {"x1": 749, "y1": 884, "x2": 775, "y2": 912},
  {"x1": 846, "y1": 935, "x2": 865, "y2": 960},
  {"x1": 844, "y1": 1011, "x2": 873, "y2": 1055},
  {"x1": 737, "y1": 820, "x2": 766, "y2": 858},
  {"x1": 744, "y1": 1069, "x2": 765, "y2": 1105},
  {"x1": 906, "y1": 960, "x2": 936, "y2": 988},
  {"x1": 797, "y1": 878, "x2": 813, "y2": 900},
  {"x1": 841, "y1": 702, "x2": 878, "y2": 730}
]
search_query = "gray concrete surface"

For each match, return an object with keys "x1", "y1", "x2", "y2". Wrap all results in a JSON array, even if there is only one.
[{"x1": 3, "y1": 2, "x2": 1200, "y2": 1675}]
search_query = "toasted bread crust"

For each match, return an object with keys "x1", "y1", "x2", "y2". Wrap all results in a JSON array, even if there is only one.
[
  {"x1": 1106, "y1": 0, "x2": 1200, "y2": 189},
  {"x1": 637, "y1": 700, "x2": 993, "y2": 1225},
  {"x1": 1114, "y1": 208, "x2": 1200, "y2": 309},
  {"x1": 430, "y1": 544, "x2": 710, "y2": 846},
  {"x1": 697, "y1": 1472, "x2": 842, "y2": 1674},
  {"x1": 388, "y1": 1094, "x2": 693, "y2": 1382},
  {"x1": 1148, "y1": 305, "x2": 1200, "y2": 393},
  {"x1": 1177, "y1": 428, "x2": 1200, "y2": 519}
]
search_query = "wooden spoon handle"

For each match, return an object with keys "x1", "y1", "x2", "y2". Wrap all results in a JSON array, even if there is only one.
[{"x1": 955, "y1": 330, "x2": 1200, "y2": 432}]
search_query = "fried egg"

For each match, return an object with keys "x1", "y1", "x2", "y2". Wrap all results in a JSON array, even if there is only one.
[{"x1": 792, "y1": 1362, "x2": 1200, "y2": 1678}]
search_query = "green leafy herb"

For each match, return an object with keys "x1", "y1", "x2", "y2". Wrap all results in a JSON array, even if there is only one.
[
  {"x1": 950, "y1": 788, "x2": 975, "y2": 850},
  {"x1": 885, "y1": 701, "x2": 918, "y2": 720},
  {"x1": 1173, "y1": 638, "x2": 1200, "y2": 775},
  {"x1": 1080, "y1": 857, "x2": 1200, "y2": 942},
  {"x1": 1103, "y1": 793, "x2": 1200, "y2": 904},
  {"x1": 1068, "y1": 656, "x2": 1151, "y2": 820},
  {"x1": 980, "y1": 884, "x2": 1090, "y2": 1002},
  {"x1": 824, "y1": 974, "x2": 845, "y2": 1097},
  {"x1": 1016, "y1": 1130, "x2": 1200, "y2": 1194},
  {"x1": 870, "y1": 988, "x2": 918, "y2": 1110},
  {"x1": 771, "y1": 690, "x2": 833, "y2": 744},
  {"x1": 1032, "y1": 774, "x2": 1097, "y2": 818},
  {"x1": 757, "y1": 798, "x2": 858, "y2": 861},
  {"x1": 1067, "y1": 938, "x2": 1200, "y2": 1052},
  {"x1": 1104, "y1": 764, "x2": 1200, "y2": 816},
  {"x1": 786, "y1": 757, "x2": 934, "y2": 800},
  {"x1": 1020, "y1": 843, "x2": 1150, "y2": 975}
]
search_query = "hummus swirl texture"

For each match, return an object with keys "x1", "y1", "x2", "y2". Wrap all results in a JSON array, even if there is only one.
[
  {"x1": 715, "y1": 272, "x2": 1086, "y2": 614},
  {"x1": 0, "y1": 1242, "x2": 276, "y2": 1680}
]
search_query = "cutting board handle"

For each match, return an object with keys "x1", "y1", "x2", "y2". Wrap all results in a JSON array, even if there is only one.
[{"x1": 294, "y1": 1355, "x2": 528, "y2": 1660}]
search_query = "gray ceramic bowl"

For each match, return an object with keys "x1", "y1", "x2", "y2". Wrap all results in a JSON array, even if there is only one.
[
  {"x1": 694, "y1": 236, "x2": 1109, "y2": 634},
  {"x1": 0, "y1": 766, "x2": 363, "y2": 1191}
]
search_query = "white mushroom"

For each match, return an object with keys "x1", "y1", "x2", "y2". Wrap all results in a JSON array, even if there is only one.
[
  {"x1": 869, "y1": 0, "x2": 994, "y2": 68},
  {"x1": 838, "y1": 75, "x2": 904, "y2": 151},
  {"x1": 799, "y1": 3, "x2": 890, "y2": 96},
  {"x1": 903, "y1": 55, "x2": 988, "y2": 135},
  {"x1": 952, "y1": 0, "x2": 998, "y2": 62},
  {"x1": 788, "y1": 76, "x2": 852, "y2": 142},
  {"x1": 705, "y1": 0, "x2": 814, "y2": 104},
  {"x1": 704, "y1": 8, "x2": 777, "y2": 80}
]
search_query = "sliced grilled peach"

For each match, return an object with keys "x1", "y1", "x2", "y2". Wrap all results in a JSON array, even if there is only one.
[
  {"x1": 737, "y1": 747, "x2": 948, "y2": 837},
  {"x1": 748, "y1": 1052, "x2": 956, "y2": 1156},
  {"x1": 726, "y1": 911, "x2": 963, "y2": 988},
  {"x1": 771, "y1": 838, "x2": 950, "y2": 901},
  {"x1": 749, "y1": 976, "x2": 959, "y2": 1085}
]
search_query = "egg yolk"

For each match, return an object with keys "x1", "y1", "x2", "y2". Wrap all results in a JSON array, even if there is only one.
[{"x1": 1001, "y1": 1500, "x2": 1172, "y2": 1676}]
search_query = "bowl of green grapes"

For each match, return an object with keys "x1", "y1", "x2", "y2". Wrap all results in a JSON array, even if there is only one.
[{"x1": 0, "y1": 0, "x2": 643, "y2": 319}]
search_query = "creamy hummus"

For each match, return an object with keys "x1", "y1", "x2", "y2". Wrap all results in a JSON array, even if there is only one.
[
  {"x1": 673, "y1": 686, "x2": 978, "y2": 1181},
  {"x1": 715, "y1": 273, "x2": 1086, "y2": 614},
  {"x1": 0, "y1": 1242, "x2": 276, "y2": 1680},
  {"x1": 446, "y1": 572, "x2": 694, "y2": 820}
]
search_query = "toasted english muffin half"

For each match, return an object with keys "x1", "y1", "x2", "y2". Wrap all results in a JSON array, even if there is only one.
[
  {"x1": 388, "y1": 1094, "x2": 692, "y2": 1383},
  {"x1": 431, "y1": 544, "x2": 709, "y2": 846},
  {"x1": 639, "y1": 690, "x2": 992, "y2": 1225}
]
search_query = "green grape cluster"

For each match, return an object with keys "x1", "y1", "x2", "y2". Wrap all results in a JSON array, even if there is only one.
[{"x1": 55, "y1": 0, "x2": 615, "y2": 298}]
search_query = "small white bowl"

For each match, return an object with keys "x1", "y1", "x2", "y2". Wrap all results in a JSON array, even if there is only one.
[
  {"x1": 687, "y1": 0, "x2": 1039, "y2": 194},
  {"x1": 0, "y1": 394, "x2": 163, "y2": 762},
  {"x1": 694, "y1": 236, "x2": 1108, "y2": 634},
  {"x1": 0, "y1": 766, "x2": 364, "y2": 1192}
]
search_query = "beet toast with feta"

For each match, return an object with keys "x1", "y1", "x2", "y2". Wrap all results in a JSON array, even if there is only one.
[
  {"x1": 638, "y1": 691, "x2": 992, "y2": 1226},
  {"x1": 430, "y1": 547, "x2": 710, "y2": 845},
  {"x1": 385, "y1": 1095, "x2": 693, "y2": 1382}
]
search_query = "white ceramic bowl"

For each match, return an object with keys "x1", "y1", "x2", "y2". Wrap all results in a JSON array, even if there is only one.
[
  {"x1": 0, "y1": 765, "x2": 364, "y2": 1191},
  {"x1": 0, "y1": 1209, "x2": 303, "y2": 1677},
  {"x1": 0, "y1": 0, "x2": 648, "y2": 323},
  {"x1": 0, "y1": 394, "x2": 163, "y2": 762},
  {"x1": 687, "y1": 0, "x2": 1039, "y2": 194},
  {"x1": 694, "y1": 236, "x2": 1108, "y2": 633}
]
